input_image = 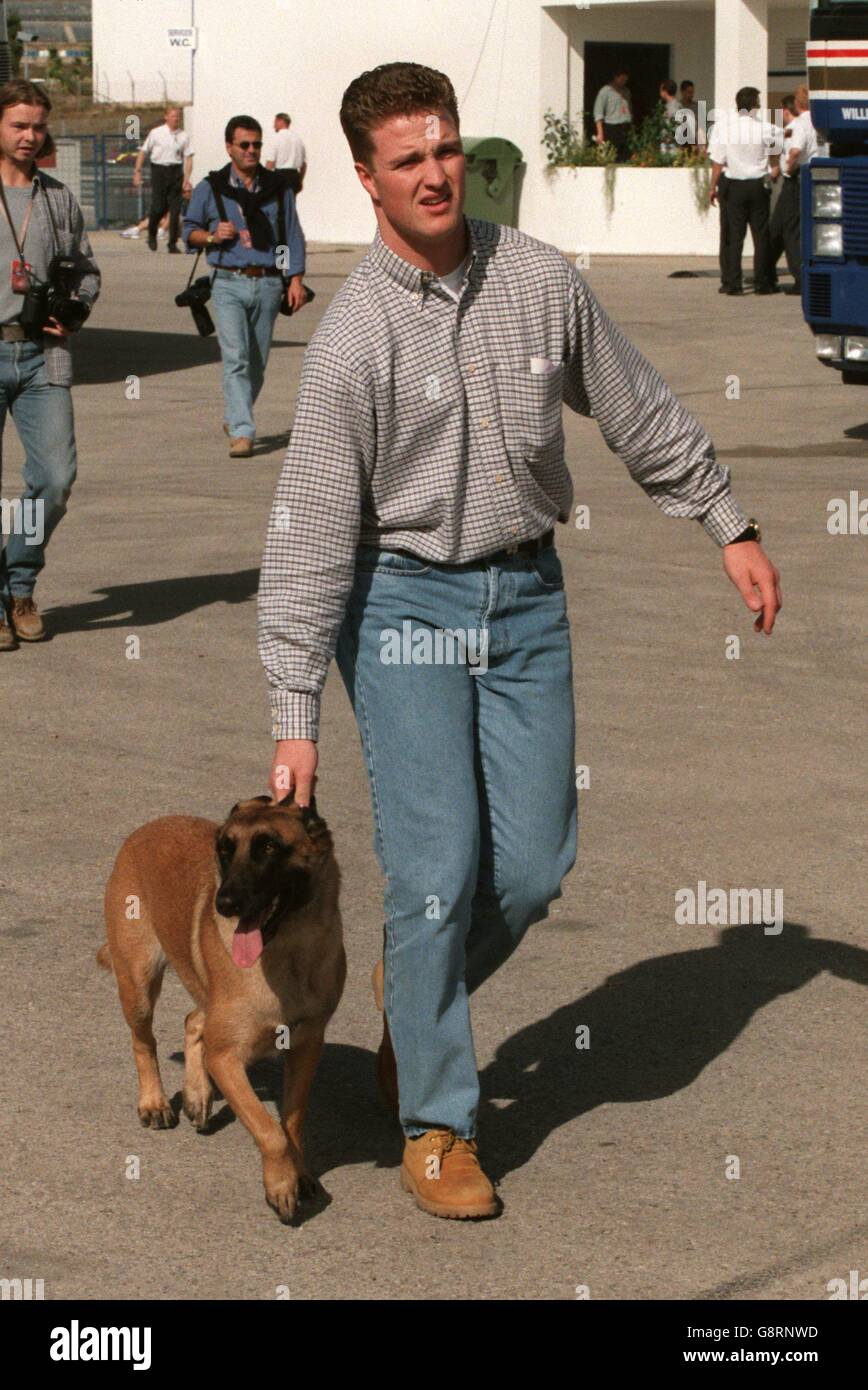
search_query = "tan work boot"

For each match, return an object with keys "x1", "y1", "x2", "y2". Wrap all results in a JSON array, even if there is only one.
[
  {"x1": 10, "y1": 595, "x2": 45, "y2": 641},
  {"x1": 372, "y1": 960, "x2": 399, "y2": 1116},
  {"x1": 228, "y1": 435, "x2": 254, "y2": 458},
  {"x1": 0, "y1": 613, "x2": 19, "y2": 650},
  {"x1": 401, "y1": 1129, "x2": 499, "y2": 1219}
]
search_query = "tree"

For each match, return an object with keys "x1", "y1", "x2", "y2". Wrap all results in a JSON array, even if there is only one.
[{"x1": 8, "y1": 10, "x2": 23, "y2": 76}]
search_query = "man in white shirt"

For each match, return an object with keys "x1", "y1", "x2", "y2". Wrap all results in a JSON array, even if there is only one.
[
  {"x1": 132, "y1": 106, "x2": 194, "y2": 253},
  {"x1": 265, "y1": 112, "x2": 307, "y2": 191},
  {"x1": 769, "y1": 96, "x2": 801, "y2": 294},
  {"x1": 708, "y1": 87, "x2": 781, "y2": 295},
  {"x1": 660, "y1": 79, "x2": 681, "y2": 154}
]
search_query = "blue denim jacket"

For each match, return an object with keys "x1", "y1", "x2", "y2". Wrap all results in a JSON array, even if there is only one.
[{"x1": 182, "y1": 167, "x2": 305, "y2": 274}]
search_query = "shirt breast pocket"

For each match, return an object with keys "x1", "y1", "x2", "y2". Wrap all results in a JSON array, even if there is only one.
[{"x1": 495, "y1": 363, "x2": 565, "y2": 457}]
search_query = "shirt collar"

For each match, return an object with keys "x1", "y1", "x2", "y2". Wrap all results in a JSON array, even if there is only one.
[
  {"x1": 229, "y1": 165, "x2": 260, "y2": 192},
  {"x1": 370, "y1": 214, "x2": 479, "y2": 294}
]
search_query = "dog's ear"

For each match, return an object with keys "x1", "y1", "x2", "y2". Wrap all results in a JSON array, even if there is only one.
[{"x1": 300, "y1": 796, "x2": 328, "y2": 838}]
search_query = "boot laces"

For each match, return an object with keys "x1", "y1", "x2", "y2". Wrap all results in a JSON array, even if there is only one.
[{"x1": 425, "y1": 1129, "x2": 477, "y2": 1158}]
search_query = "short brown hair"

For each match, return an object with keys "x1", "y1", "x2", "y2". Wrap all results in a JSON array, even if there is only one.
[
  {"x1": 0, "y1": 78, "x2": 55, "y2": 159},
  {"x1": 340, "y1": 61, "x2": 459, "y2": 167}
]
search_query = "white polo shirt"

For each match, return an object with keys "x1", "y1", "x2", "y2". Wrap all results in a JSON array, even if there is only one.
[
  {"x1": 265, "y1": 128, "x2": 306, "y2": 170},
  {"x1": 788, "y1": 110, "x2": 827, "y2": 169},
  {"x1": 141, "y1": 123, "x2": 193, "y2": 167},
  {"x1": 708, "y1": 111, "x2": 782, "y2": 179}
]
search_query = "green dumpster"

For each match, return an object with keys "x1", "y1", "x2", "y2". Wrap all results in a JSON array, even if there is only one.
[{"x1": 462, "y1": 136, "x2": 523, "y2": 226}]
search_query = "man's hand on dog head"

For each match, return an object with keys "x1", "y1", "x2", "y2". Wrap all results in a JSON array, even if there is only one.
[{"x1": 270, "y1": 739, "x2": 318, "y2": 807}]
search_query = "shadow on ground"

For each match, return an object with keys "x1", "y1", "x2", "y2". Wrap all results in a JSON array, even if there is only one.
[
  {"x1": 42, "y1": 568, "x2": 259, "y2": 634},
  {"x1": 72, "y1": 327, "x2": 303, "y2": 385},
  {"x1": 162, "y1": 923, "x2": 867, "y2": 1221}
]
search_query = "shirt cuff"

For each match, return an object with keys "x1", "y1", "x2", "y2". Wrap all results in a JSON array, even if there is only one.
[
  {"x1": 700, "y1": 493, "x2": 750, "y2": 546},
  {"x1": 270, "y1": 690, "x2": 320, "y2": 742}
]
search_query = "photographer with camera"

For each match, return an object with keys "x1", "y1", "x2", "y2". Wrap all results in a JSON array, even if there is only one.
[
  {"x1": 0, "y1": 80, "x2": 100, "y2": 653},
  {"x1": 183, "y1": 115, "x2": 307, "y2": 459}
]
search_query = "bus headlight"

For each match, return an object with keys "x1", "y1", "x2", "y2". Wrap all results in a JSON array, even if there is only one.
[
  {"x1": 815, "y1": 335, "x2": 842, "y2": 359},
  {"x1": 844, "y1": 337, "x2": 868, "y2": 361},
  {"x1": 812, "y1": 184, "x2": 842, "y2": 217},
  {"x1": 813, "y1": 223, "x2": 843, "y2": 257}
]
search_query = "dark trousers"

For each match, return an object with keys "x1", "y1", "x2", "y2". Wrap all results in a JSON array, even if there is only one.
[
  {"x1": 603, "y1": 122, "x2": 632, "y2": 163},
  {"x1": 723, "y1": 177, "x2": 773, "y2": 292},
  {"x1": 718, "y1": 175, "x2": 730, "y2": 286},
  {"x1": 770, "y1": 173, "x2": 801, "y2": 289},
  {"x1": 148, "y1": 164, "x2": 183, "y2": 245}
]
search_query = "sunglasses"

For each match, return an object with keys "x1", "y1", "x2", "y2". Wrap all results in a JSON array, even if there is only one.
[{"x1": 235, "y1": 140, "x2": 262, "y2": 151}]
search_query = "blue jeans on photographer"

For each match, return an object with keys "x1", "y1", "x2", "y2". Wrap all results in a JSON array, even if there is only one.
[
  {"x1": 335, "y1": 539, "x2": 578, "y2": 1140},
  {"x1": 211, "y1": 270, "x2": 285, "y2": 440},
  {"x1": 0, "y1": 339, "x2": 77, "y2": 609}
]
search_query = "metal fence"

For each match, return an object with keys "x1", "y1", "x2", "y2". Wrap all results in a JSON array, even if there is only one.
[{"x1": 54, "y1": 135, "x2": 152, "y2": 229}]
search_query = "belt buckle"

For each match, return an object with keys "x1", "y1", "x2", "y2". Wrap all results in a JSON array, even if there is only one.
[{"x1": 504, "y1": 541, "x2": 518, "y2": 555}]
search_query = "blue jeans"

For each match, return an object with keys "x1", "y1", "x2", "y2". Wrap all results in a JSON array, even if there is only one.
[
  {"x1": 335, "y1": 542, "x2": 578, "y2": 1138},
  {"x1": 0, "y1": 339, "x2": 77, "y2": 607},
  {"x1": 211, "y1": 270, "x2": 284, "y2": 439}
]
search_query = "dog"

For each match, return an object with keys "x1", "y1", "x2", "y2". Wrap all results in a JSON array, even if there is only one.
[{"x1": 98, "y1": 794, "x2": 345, "y2": 1223}]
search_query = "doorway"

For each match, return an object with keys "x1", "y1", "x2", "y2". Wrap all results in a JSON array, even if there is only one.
[{"x1": 583, "y1": 41, "x2": 672, "y2": 140}]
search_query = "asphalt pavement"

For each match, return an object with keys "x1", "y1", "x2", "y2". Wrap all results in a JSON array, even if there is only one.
[{"x1": 1, "y1": 233, "x2": 865, "y2": 1301}]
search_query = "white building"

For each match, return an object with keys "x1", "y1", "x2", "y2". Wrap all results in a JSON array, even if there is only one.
[
  {"x1": 92, "y1": 0, "x2": 195, "y2": 105},
  {"x1": 92, "y1": 0, "x2": 813, "y2": 253}
]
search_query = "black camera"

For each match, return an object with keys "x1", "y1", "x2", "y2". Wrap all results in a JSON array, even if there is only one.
[
  {"x1": 278, "y1": 282, "x2": 315, "y2": 317},
  {"x1": 19, "y1": 253, "x2": 91, "y2": 336},
  {"x1": 174, "y1": 275, "x2": 216, "y2": 336}
]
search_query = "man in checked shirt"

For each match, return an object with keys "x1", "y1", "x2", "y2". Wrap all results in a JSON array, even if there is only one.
[{"x1": 257, "y1": 62, "x2": 782, "y2": 1220}]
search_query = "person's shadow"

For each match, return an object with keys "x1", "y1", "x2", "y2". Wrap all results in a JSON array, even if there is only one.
[
  {"x1": 165, "y1": 922, "x2": 867, "y2": 1211},
  {"x1": 473, "y1": 922, "x2": 868, "y2": 1181},
  {"x1": 40, "y1": 568, "x2": 258, "y2": 635}
]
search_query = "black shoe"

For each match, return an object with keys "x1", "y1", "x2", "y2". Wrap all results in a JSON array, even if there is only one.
[
  {"x1": 725, "y1": 288, "x2": 743, "y2": 296},
  {"x1": 167, "y1": 243, "x2": 181, "y2": 254},
  {"x1": 754, "y1": 285, "x2": 779, "y2": 295},
  {"x1": 784, "y1": 285, "x2": 801, "y2": 296},
  {"x1": 147, "y1": 234, "x2": 157, "y2": 251}
]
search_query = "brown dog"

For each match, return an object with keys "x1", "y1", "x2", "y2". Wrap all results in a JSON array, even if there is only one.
[{"x1": 98, "y1": 794, "x2": 345, "y2": 1223}]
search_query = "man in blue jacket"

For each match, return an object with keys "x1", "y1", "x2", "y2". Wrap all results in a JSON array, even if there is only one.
[{"x1": 183, "y1": 115, "x2": 307, "y2": 458}]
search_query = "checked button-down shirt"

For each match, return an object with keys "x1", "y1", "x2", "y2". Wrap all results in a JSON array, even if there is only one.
[{"x1": 258, "y1": 215, "x2": 749, "y2": 742}]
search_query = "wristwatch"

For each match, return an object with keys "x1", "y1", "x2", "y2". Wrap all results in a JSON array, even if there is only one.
[
  {"x1": 728, "y1": 518, "x2": 762, "y2": 544},
  {"x1": 206, "y1": 232, "x2": 215, "y2": 247}
]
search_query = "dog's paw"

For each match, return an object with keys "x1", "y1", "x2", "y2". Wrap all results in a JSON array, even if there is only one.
[
  {"x1": 263, "y1": 1156, "x2": 300, "y2": 1224},
  {"x1": 182, "y1": 1089, "x2": 213, "y2": 1131},
  {"x1": 138, "y1": 1100, "x2": 178, "y2": 1130}
]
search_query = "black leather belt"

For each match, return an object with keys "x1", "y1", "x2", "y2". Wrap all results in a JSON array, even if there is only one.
[
  {"x1": 393, "y1": 528, "x2": 554, "y2": 567},
  {"x1": 483, "y1": 528, "x2": 554, "y2": 563},
  {"x1": 216, "y1": 266, "x2": 282, "y2": 278}
]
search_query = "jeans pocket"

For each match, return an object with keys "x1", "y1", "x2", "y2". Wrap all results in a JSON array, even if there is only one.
[{"x1": 526, "y1": 546, "x2": 564, "y2": 591}]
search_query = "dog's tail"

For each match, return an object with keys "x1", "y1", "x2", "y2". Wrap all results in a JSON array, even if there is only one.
[{"x1": 96, "y1": 943, "x2": 113, "y2": 973}]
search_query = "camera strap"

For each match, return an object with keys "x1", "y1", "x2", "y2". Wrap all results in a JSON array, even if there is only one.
[
  {"x1": 206, "y1": 173, "x2": 229, "y2": 279},
  {"x1": 184, "y1": 249, "x2": 203, "y2": 287},
  {"x1": 0, "y1": 179, "x2": 38, "y2": 261}
]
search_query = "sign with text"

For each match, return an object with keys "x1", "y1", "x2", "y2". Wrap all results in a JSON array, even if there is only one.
[{"x1": 168, "y1": 28, "x2": 197, "y2": 50}]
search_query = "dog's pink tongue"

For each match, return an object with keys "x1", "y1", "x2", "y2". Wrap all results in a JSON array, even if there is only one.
[{"x1": 232, "y1": 922, "x2": 265, "y2": 968}]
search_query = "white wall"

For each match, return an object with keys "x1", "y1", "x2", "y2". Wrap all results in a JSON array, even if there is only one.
[
  {"x1": 92, "y1": 0, "x2": 194, "y2": 105},
  {"x1": 185, "y1": 0, "x2": 550, "y2": 244},
  {"x1": 92, "y1": 0, "x2": 795, "y2": 251},
  {"x1": 768, "y1": 6, "x2": 809, "y2": 76}
]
